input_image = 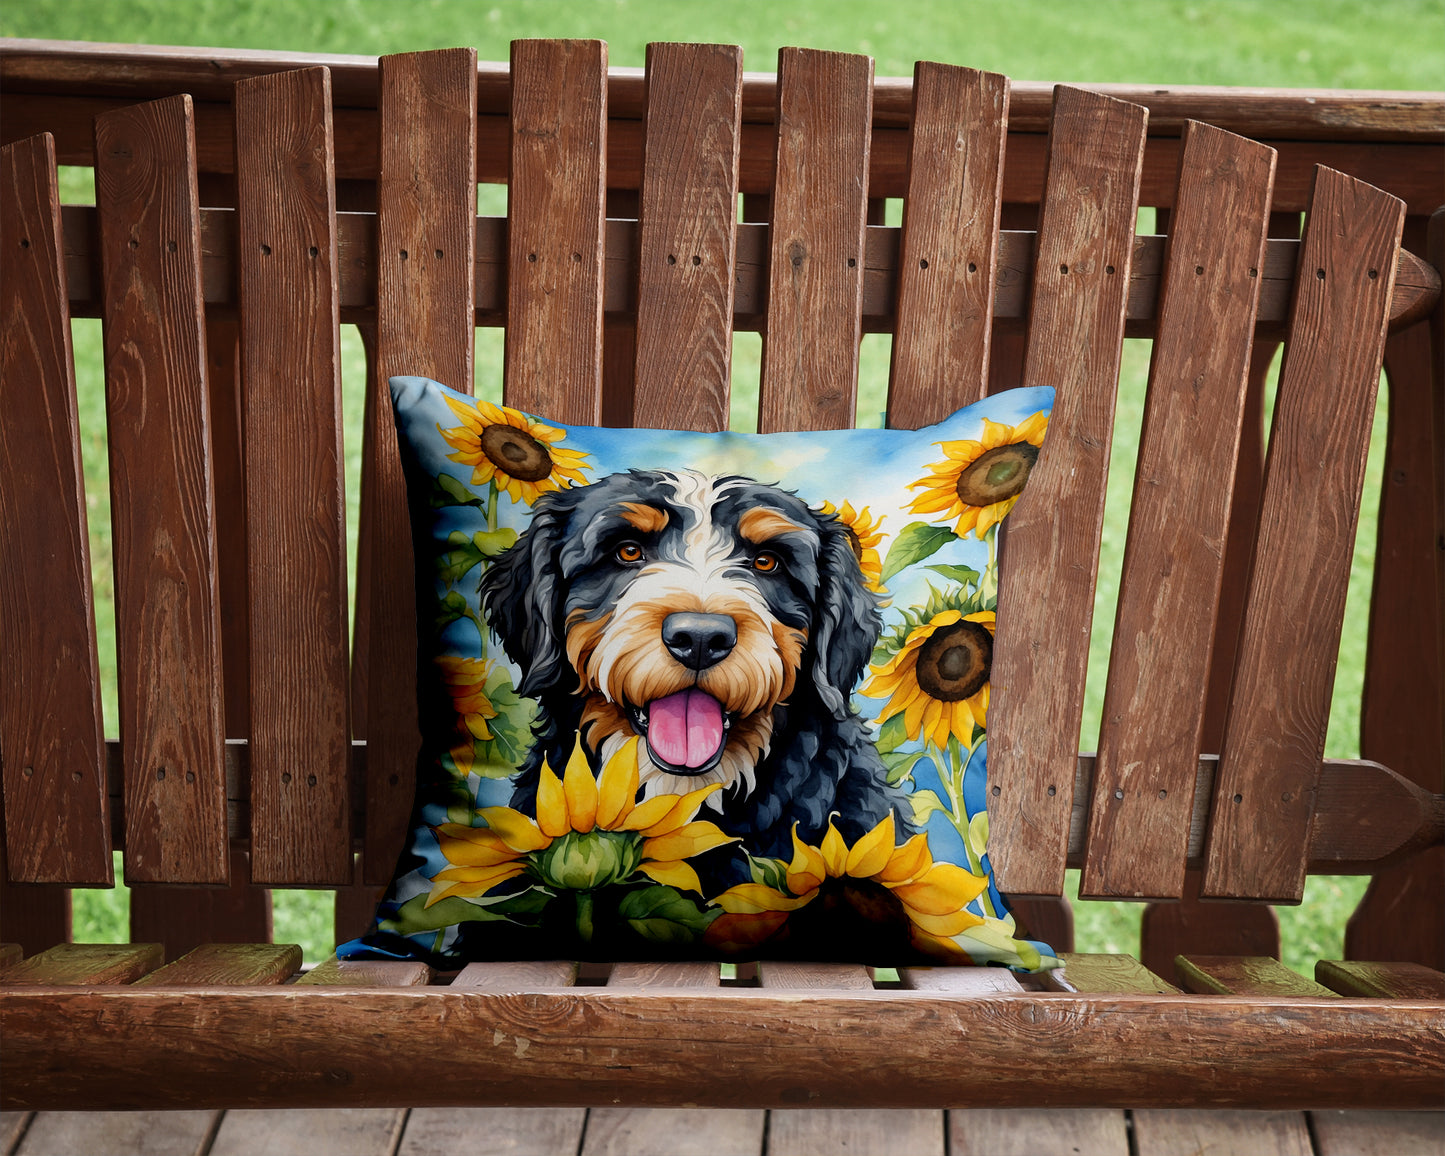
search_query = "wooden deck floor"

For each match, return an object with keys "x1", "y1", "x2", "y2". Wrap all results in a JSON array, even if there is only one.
[{"x1": 3, "y1": 1108, "x2": 1442, "y2": 1156}]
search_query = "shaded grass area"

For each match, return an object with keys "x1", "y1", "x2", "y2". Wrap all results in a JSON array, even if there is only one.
[{"x1": 34, "y1": 0, "x2": 1440, "y2": 968}]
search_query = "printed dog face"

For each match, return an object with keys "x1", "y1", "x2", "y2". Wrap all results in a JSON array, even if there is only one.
[{"x1": 480, "y1": 469, "x2": 882, "y2": 804}]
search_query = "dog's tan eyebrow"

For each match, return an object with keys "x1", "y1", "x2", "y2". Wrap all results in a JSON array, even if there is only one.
[
  {"x1": 739, "y1": 507, "x2": 806, "y2": 544},
  {"x1": 618, "y1": 502, "x2": 670, "y2": 533}
]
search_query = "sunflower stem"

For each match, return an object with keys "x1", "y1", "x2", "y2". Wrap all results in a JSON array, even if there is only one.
[
  {"x1": 576, "y1": 891, "x2": 595, "y2": 943},
  {"x1": 486, "y1": 483, "x2": 499, "y2": 533}
]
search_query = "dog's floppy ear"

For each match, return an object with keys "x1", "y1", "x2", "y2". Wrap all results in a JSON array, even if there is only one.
[
  {"x1": 811, "y1": 515, "x2": 884, "y2": 718},
  {"x1": 479, "y1": 493, "x2": 573, "y2": 697}
]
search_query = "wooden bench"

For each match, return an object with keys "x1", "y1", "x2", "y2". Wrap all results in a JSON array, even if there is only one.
[{"x1": 1, "y1": 37, "x2": 1442, "y2": 1130}]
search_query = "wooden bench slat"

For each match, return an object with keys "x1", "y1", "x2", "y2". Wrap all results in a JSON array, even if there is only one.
[
  {"x1": 898, "y1": 966, "x2": 1024, "y2": 993},
  {"x1": 758, "y1": 47, "x2": 874, "y2": 434},
  {"x1": 0, "y1": 944, "x2": 21, "y2": 967},
  {"x1": 1047, "y1": 952, "x2": 1181, "y2": 994},
  {"x1": 1175, "y1": 955, "x2": 1337, "y2": 997},
  {"x1": 93, "y1": 94, "x2": 230, "y2": 886},
  {"x1": 1315, "y1": 960, "x2": 1445, "y2": 1000},
  {"x1": 130, "y1": 942, "x2": 301, "y2": 986},
  {"x1": 1083, "y1": 122, "x2": 1276, "y2": 901},
  {"x1": 1204, "y1": 167, "x2": 1407, "y2": 903},
  {"x1": 0, "y1": 877, "x2": 70, "y2": 957},
  {"x1": 128, "y1": 846, "x2": 272, "y2": 962},
  {"x1": 0, "y1": 132, "x2": 112, "y2": 886},
  {"x1": 630, "y1": 42, "x2": 742, "y2": 433},
  {"x1": 988, "y1": 87, "x2": 1148, "y2": 897},
  {"x1": 888, "y1": 63, "x2": 1008, "y2": 427},
  {"x1": 233, "y1": 66, "x2": 353, "y2": 886},
  {"x1": 504, "y1": 39, "x2": 606, "y2": 423},
  {"x1": 450, "y1": 961, "x2": 579, "y2": 988},
  {"x1": 608, "y1": 961, "x2": 720, "y2": 988},
  {"x1": 582, "y1": 1107, "x2": 762, "y2": 1156},
  {"x1": 0, "y1": 942, "x2": 162, "y2": 985},
  {"x1": 359, "y1": 48, "x2": 479, "y2": 886},
  {"x1": 950, "y1": 1109, "x2": 1129, "y2": 1156},
  {"x1": 297, "y1": 954, "x2": 433, "y2": 987},
  {"x1": 770, "y1": 1110, "x2": 944, "y2": 1156},
  {"x1": 1131, "y1": 1110, "x2": 1312, "y2": 1156},
  {"x1": 756, "y1": 962, "x2": 873, "y2": 990}
]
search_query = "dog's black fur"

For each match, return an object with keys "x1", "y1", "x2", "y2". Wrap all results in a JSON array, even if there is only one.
[{"x1": 479, "y1": 470, "x2": 910, "y2": 865}]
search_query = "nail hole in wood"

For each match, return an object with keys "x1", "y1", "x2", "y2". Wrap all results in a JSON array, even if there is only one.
[
  {"x1": 528, "y1": 253, "x2": 537, "y2": 263},
  {"x1": 1194, "y1": 265, "x2": 1204, "y2": 275},
  {"x1": 1233, "y1": 793, "x2": 1243, "y2": 803},
  {"x1": 19, "y1": 238, "x2": 30, "y2": 249},
  {"x1": 22, "y1": 766, "x2": 33, "y2": 778},
  {"x1": 1059, "y1": 263, "x2": 1069, "y2": 274},
  {"x1": 71, "y1": 771, "x2": 82, "y2": 783},
  {"x1": 1158, "y1": 789, "x2": 1167, "y2": 799},
  {"x1": 847, "y1": 257, "x2": 857, "y2": 268},
  {"x1": 1315, "y1": 268, "x2": 1325, "y2": 280},
  {"x1": 435, "y1": 249, "x2": 444, "y2": 260},
  {"x1": 167, "y1": 240, "x2": 177, "y2": 253},
  {"x1": 692, "y1": 255, "x2": 701, "y2": 266},
  {"x1": 308, "y1": 246, "x2": 319, "y2": 258},
  {"x1": 186, "y1": 771, "x2": 195, "y2": 784},
  {"x1": 282, "y1": 772, "x2": 292, "y2": 784},
  {"x1": 919, "y1": 258, "x2": 929, "y2": 269},
  {"x1": 1113, "y1": 788, "x2": 1124, "y2": 800},
  {"x1": 1248, "y1": 268, "x2": 1258, "y2": 277},
  {"x1": 1046, "y1": 785, "x2": 1056, "y2": 797},
  {"x1": 128, "y1": 239, "x2": 139, "y2": 250},
  {"x1": 572, "y1": 252, "x2": 582, "y2": 262},
  {"x1": 308, "y1": 774, "x2": 318, "y2": 787},
  {"x1": 1105, "y1": 264, "x2": 1115, "y2": 275},
  {"x1": 400, "y1": 249, "x2": 409, "y2": 260},
  {"x1": 389, "y1": 774, "x2": 400, "y2": 786},
  {"x1": 991, "y1": 785, "x2": 1000, "y2": 797},
  {"x1": 668, "y1": 254, "x2": 677, "y2": 265},
  {"x1": 967, "y1": 261, "x2": 977, "y2": 273},
  {"x1": 1368, "y1": 268, "x2": 1378, "y2": 279},
  {"x1": 156, "y1": 768, "x2": 166, "y2": 781},
  {"x1": 260, "y1": 244, "x2": 271, "y2": 256}
]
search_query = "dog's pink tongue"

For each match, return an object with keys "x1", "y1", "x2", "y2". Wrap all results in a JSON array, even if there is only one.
[{"x1": 648, "y1": 689, "x2": 725, "y2": 768}]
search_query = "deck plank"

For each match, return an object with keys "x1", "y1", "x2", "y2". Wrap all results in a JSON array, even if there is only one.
[
  {"x1": 399, "y1": 1109, "x2": 585, "y2": 1156},
  {"x1": 209, "y1": 1109, "x2": 403, "y2": 1156},
  {"x1": 583, "y1": 1109, "x2": 761, "y2": 1156},
  {"x1": 950, "y1": 1109, "x2": 1128, "y2": 1156},
  {"x1": 15, "y1": 1111, "x2": 217, "y2": 1156},
  {"x1": 769, "y1": 1109, "x2": 944, "y2": 1156},
  {"x1": 1309, "y1": 1110, "x2": 1445, "y2": 1156},
  {"x1": 1132, "y1": 1110, "x2": 1313, "y2": 1156}
]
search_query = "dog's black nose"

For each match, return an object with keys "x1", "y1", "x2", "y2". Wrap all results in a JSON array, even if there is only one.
[{"x1": 662, "y1": 612, "x2": 737, "y2": 671}]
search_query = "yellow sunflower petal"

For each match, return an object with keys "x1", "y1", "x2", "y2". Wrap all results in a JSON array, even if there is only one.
[
  {"x1": 786, "y1": 824, "x2": 828, "y2": 895},
  {"x1": 637, "y1": 783, "x2": 724, "y2": 837},
  {"x1": 636, "y1": 860, "x2": 703, "y2": 894},
  {"x1": 877, "y1": 832, "x2": 934, "y2": 883},
  {"x1": 845, "y1": 813, "x2": 896, "y2": 878},
  {"x1": 424, "y1": 863, "x2": 526, "y2": 907},
  {"x1": 642, "y1": 821, "x2": 737, "y2": 862},
  {"x1": 892, "y1": 861, "x2": 990, "y2": 912},
  {"x1": 562, "y1": 739, "x2": 598, "y2": 833},
  {"x1": 907, "y1": 905, "x2": 987, "y2": 937},
  {"x1": 1015, "y1": 409, "x2": 1050, "y2": 444},
  {"x1": 820, "y1": 820, "x2": 849, "y2": 878},
  {"x1": 433, "y1": 828, "x2": 522, "y2": 868},
  {"x1": 479, "y1": 805, "x2": 552, "y2": 852},
  {"x1": 711, "y1": 883, "x2": 816, "y2": 915},
  {"x1": 534, "y1": 758, "x2": 570, "y2": 839},
  {"x1": 615, "y1": 793, "x2": 681, "y2": 832},
  {"x1": 596, "y1": 738, "x2": 641, "y2": 829}
]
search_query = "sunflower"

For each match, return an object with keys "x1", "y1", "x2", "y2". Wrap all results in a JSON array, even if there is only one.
[
  {"x1": 819, "y1": 500, "x2": 887, "y2": 592},
  {"x1": 435, "y1": 655, "x2": 500, "y2": 775},
  {"x1": 438, "y1": 395, "x2": 590, "y2": 504},
  {"x1": 427, "y1": 736, "x2": 737, "y2": 906},
  {"x1": 906, "y1": 411, "x2": 1049, "y2": 538},
  {"x1": 863, "y1": 609, "x2": 995, "y2": 749},
  {"x1": 706, "y1": 813, "x2": 988, "y2": 961}
]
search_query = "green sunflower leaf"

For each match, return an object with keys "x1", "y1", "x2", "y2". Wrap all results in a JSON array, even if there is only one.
[
  {"x1": 881, "y1": 748, "x2": 930, "y2": 788},
  {"x1": 430, "y1": 472, "x2": 486, "y2": 508},
  {"x1": 875, "y1": 712, "x2": 910, "y2": 755},
  {"x1": 439, "y1": 531, "x2": 486, "y2": 585},
  {"x1": 925, "y1": 564, "x2": 981, "y2": 587},
  {"x1": 618, "y1": 884, "x2": 719, "y2": 942},
  {"x1": 745, "y1": 853, "x2": 790, "y2": 892},
  {"x1": 393, "y1": 892, "x2": 522, "y2": 931},
  {"x1": 434, "y1": 590, "x2": 471, "y2": 633},
  {"x1": 908, "y1": 789, "x2": 953, "y2": 825},
  {"x1": 474, "y1": 527, "x2": 518, "y2": 557},
  {"x1": 879, "y1": 521, "x2": 957, "y2": 583}
]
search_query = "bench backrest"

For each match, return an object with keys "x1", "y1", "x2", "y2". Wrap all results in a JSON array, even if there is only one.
[{"x1": 1, "y1": 42, "x2": 1439, "y2": 951}]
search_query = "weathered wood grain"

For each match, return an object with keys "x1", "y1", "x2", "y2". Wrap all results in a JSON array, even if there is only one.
[
  {"x1": 0, "y1": 874, "x2": 70, "y2": 957},
  {"x1": 360, "y1": 49, "x2": 478, "y2": 886},
  {"x1": 757, "y1": 48, "x2": 873, "y2": 434},
  {"x1": 403, "y1": 1108, "x2": 586, "y2": 1156},
  {"x1": 1131, "y1": 1110, "x2": 1312, "y2": 1156},
  {"x1": 631, "y1": 43, "x2": 741, "y2": 433},
  {"x1": 0, "y1": 942, "x2": 161, "y2": 985},
  {"x1": 0, "y1": 132, "x2": 111, "y2": 885},
  {"x1": 5, "y1": 987, "x2": 1440, "y2": 1110},
  {"x1": 131, "y1": 942, "x2": 301, "y2": 986},
  {"x1": 13, "y1": 1110, "x2": 219, "y2": 1156},
  {"x1": 93, "y1": 95, "x2": 229, "y2": 886},
  {"x1": 128, "y1": 846, "x2": 271, "y2": 962},
  {"x1": 209, "y1": 1109, "x2": 404, "y2": 1156},
  {"x1": 1310, "y1": 1110, "x2": 1445, "y2": 1156},
  {"x1": 757, "y1": 962, "x2": 873, "y2": 990},
  {"x1": 888, "y1": 63, "x2": 1008, "y2": 427},
  {"x1": 297, "y1": 954, "x2": 432, "y2": 987},
  {"x1": 770, "y1": 1110, "x2": 943, "y2": 1156},
  {"x1": 898, "y1": 966, "x2": 1024, "y2": 993},
  {"x1": 1139, "y1": 870, "x2": 1280, "y2": 982},
  {"x1": 233, "y1": 67, "x2": 352, "y2": 886},
  {"x1": 0, "y1": 1112, "x2": 31, "y2": 1153},
  {"x1": 608, "y1": 961, "x2": 719, "y2": 988},
  {"x1": 1316, "y1": 960, "x2": 1445, "y2": 999},
  {"x1": 1051, "y1": 953, "x2": 1181, "y2": 994},
  {"x1": 1204, "y1": 167, "x2": 1406, "y2": 903},
  {"x1": 505, "y1": 39, "x2": 606, "y2": 423},
  {"x1": 1175, "y1": 955, "x2": 1336, "y2": 997},
  {"x1": 451, "y1": 960, "x2": 579, "y2": 988},
  {"x1": 950, "y1": 1109, "x2": 1128, "y2": 1156},
  {"x1": 1084, "y1": 123, "x2": 1275, "y2": 900},
  {"x1": 987, "y1": 87, "x2": 1148, "y2": 897},
  {"x1": 583, "y1": 1108, "x2": 760, "y2": 1156}
]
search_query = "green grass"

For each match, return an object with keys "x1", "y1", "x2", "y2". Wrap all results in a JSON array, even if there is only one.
[{"x1": 30, "y1": 0, "x2": 1441, "y2": 968}]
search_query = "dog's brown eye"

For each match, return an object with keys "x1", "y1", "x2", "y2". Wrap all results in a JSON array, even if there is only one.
[
  {"x1": 753, "y1": 551, "x2": 781, "y2": 573},
  {"x1": 616, "y1": 542, "x2": 644, "y2": 564}
]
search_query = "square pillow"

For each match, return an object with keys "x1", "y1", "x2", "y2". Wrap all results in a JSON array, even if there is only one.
[{"x1": 341, "y1": 376, "x2": 1058, "y2": 971}]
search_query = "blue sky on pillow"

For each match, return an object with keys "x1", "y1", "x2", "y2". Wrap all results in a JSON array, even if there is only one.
[{"x1": 350, "y1": 376, "x2": 1057, "y2": 969}]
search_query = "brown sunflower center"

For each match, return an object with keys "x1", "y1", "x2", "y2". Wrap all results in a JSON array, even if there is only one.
[
  {"x1": 480, "y1": 423, "x2": 553, "y2": 482},
  {"x1": 842, "y1": 523, "x2": 864, "y2": 562},
  {"x1": 954, "y1": 442, "x2": 1039, "y2": 507},
  {"x1": 915, "y1": 619, "x2": 992, "y2": 702}
]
